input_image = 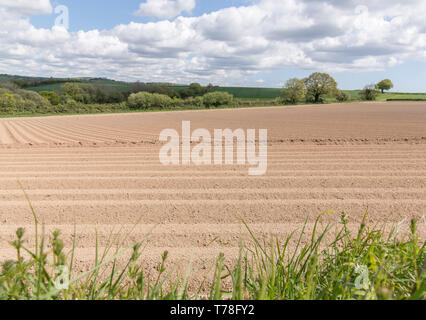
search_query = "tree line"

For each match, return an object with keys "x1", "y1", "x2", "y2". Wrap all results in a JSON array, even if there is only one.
[
  {"x1": 280, "y1": 73, "x2": 394, "y2": 104},
  {"x1": 0, "y1": 72, "x2": 396, "y2": 116}
]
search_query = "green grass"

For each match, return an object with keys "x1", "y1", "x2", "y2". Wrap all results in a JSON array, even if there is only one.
[
  {"x1": 1, "y1": 203, "x2": 424, "y2": 300},
  {"x1": 342, "y1": 90, "x2": 426, "y2": 102}
]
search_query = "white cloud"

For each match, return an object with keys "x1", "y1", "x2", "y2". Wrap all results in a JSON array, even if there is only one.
[
  {"x1": 135, "y1": 0, "x2": 196, "y2": 19},
  {"x1": 1, "y1": 0, "x2": 426, "y2": 85},
  {"x1": 0, "y1": 0, "x2": 52, "y2": 16}
]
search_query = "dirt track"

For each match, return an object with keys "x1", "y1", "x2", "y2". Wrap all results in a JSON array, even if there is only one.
[{"x1": 0, "y1": 102, "x2": 425, "y2": 281}]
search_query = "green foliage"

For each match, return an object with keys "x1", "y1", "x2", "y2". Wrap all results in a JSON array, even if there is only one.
[
  {"x1": 202, "y1": 92, "x2": 234, "y2": 108},
  {"x1": 280, "y1": 78, "x2": 307, "y2": 104},
  {"x1": 62, "y1": 83, "x2": 84, "y2": 102},
  {"x1": 40, "y1": 91, "x2": 61, "y2": 105},
  {"x1": 61, "y1": 83, "x2": 127, "y2": 104},
  {"x1": 0, "y1": 81, "x2": 20, "y2": 91},
  {"x1": 189, "y1": 83, "x2": 203, "y2": 95},
  {"x1": 151, "y1": 93, "x2": 173, "y2": 108},
  {"x1": 128, "y1": 92, "x2": 174, "y2": 109},
  {"x1": 131, "y1": 83, "x2": 178, "y2": 98},
  {"x1": 128, "y1": 92, "x2": 153, "y2": 109},
  {"x1": 377, "y1": 79, "x2": 394, "y2": 94},
  {"x1": 171, "y1": 97, "x2": 185, "y2": 107},
  {"x1": 360, "y1": 84, "x2": 379, "y2": 101},
  {"x1": 194, "y1": 96, "x2": 204, "y2": 107},
  {"x1": 0, "y1": 93, "x2": 17, "y2": 111},
  {"x1": 11, "y1": 77, "x2": 80, "y2": 89},
  {"x1": 304, "y1": 72, "x2": 338, "y2": 103},
  {"x1": 0, "y1": 85, "x2": 51, "y2": 113},
  {"x1": 0, "y1": 210, "x2": 424, "y2": 300},
  {"x1": 178, "y1": 83, "x2": 214, "y2": 99},
  {"x1": 336, "y1": 90, "x2": 351, "y2": 102},
  {"x1": 237, "y1": 214, "x2": 425, "y2": 300},
  {"x1": 205, "y1": 87, "x2": 281, "y2": 99}
]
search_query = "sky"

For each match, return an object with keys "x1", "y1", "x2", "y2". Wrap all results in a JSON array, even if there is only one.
[{"x1": 1, "y1": 0, "x2": 426, "y2": 91}]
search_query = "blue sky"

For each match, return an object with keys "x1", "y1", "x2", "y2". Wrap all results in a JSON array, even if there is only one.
[
  {"x1": 2, "y1": 0, "x2": 426, "y2": 91},
  {"x1": 31, "y1": 1, "x2": 251, "y2": 31}
]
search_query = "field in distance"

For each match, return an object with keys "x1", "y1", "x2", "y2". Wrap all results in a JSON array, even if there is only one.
[{"x1": 3, "y1": 75, "x2": 424, "y2": 101}]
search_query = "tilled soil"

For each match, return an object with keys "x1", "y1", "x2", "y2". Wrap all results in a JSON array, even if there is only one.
[{"x1": 0, "y1": 102, "x2": 425, "y2": 285}]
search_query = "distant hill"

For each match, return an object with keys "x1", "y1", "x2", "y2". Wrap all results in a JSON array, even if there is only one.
[
  {"x1": 0, "y1": 74, "x2": 284, "y2": 99},
  {"x1": 0, "y1": 74, "x2": 131, "y2": 93}
]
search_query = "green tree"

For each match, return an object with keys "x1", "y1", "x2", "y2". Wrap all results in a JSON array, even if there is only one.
[
  {"x1": 62, "y1": 83, "x2": 84, "y2": 102},
  {"x1": 179, "y1": 83, "x2": 213, "y2": 99},
  {"x1": 188, "y1": 83, "x2": 203, "y2": 95},
  {"x1": 359, "y1": 84, "x2": 379, "y2": 101},
  {"x1": 40, "y1": 91, "x2": 61, "y2": 105},
  {"x1": 335, "y1": 90, "x2": 350, "y2": 102},
  {"x1": 304, "y1": 73, "x2": 338, "y2": 103},
  {"x1": 377, "y1": 79, "x2": 394, "y2": 94},
  {"x1": 280, "y1": 78, "x2": 307, "y2": 104}
]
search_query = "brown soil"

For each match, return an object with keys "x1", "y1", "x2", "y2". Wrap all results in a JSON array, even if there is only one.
[{"x1": 0, "y1": 102, "x2": 425, "y2": 283}]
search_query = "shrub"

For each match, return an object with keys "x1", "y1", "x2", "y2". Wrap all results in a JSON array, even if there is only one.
[
  {"x1": 359, "y1": 84, "x2": 379, "y2": 101},
  {"x1": 127, "y1": 92, "x2": 174, "y2": 109},
  {"x1": 194, "y1": 96, "x2": 204, "y2": 107},
  {"x1": 128, "y1": 92, "x2": 153, "y2": 109},
  {"x1": 0, "y1": 93, "x2": 16, "y2": 111},
  {"x1": 171, "y1": 97, "x2": 185, "y2": 107},
  {"x1": 151, "y1": 93, "x2": 173, "y2": 109},
  {"x1": 203, "y1": 92, "x2": 233, "y2": 108},
  {"x1": 0, "y1": 82, "x2": 19, "y2": 91},
  {"x1": 40, "y1": 91, "x2": 61, "y2": 105},
  {"x1": 0, "y1": 88, "x2": 10, "y2": 95},
  {"x1": 19, "y1": 90, "x2": 51, "y2": 110},
  {"x1": 336, "y1": 90, "x2": 350, "y2": 102},
  {"x1": 63, "y1": 98, "x2": 80, "y2": 109},
  {"x1": 184, "y1": 96, "x2": 204, "y2": 107}
]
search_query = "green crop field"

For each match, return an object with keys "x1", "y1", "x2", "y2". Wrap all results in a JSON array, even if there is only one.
[
  {"x1": 343, "y1": 90, "x2": 426, "y2": 101},
  {"x1": 171, "y1": 85, "x2": 282, "y2": 99},
  {"x1": 213, "y1": 86, "x2": 282, "y2": 99},
  {"x1": 25, "y1": 83, "x2": 66, "y2": 92}
]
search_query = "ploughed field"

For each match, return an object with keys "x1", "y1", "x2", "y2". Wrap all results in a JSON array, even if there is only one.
[{"x1": 0, "y1": 102, "x2": 425, "y2": 282}]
